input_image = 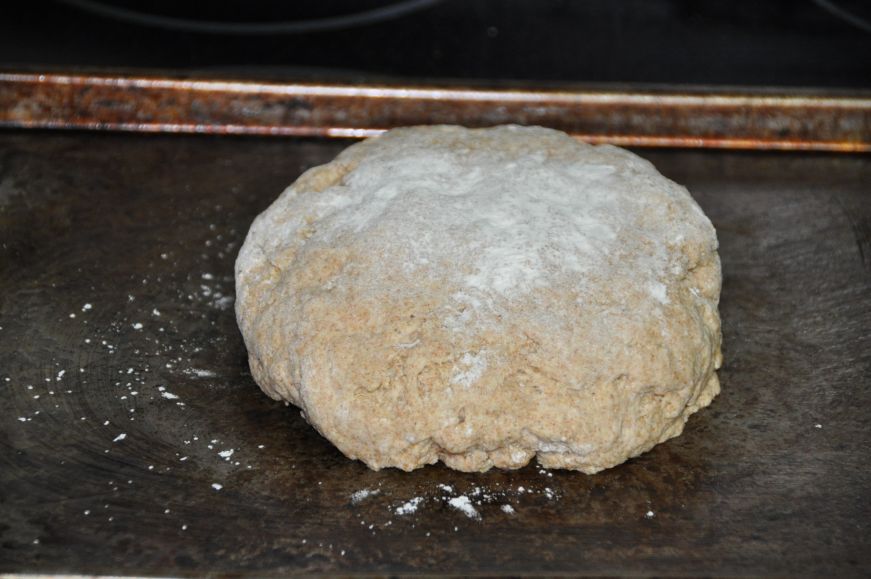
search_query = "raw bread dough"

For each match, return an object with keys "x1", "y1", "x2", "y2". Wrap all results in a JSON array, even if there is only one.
[{"x1": 235, "y1": 125, "x2": 722, "y2": 473}]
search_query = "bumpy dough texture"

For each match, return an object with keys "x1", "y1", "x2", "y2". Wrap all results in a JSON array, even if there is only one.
[{"x1": 235, "y1": 125, "x2": 722, "y2": 473}]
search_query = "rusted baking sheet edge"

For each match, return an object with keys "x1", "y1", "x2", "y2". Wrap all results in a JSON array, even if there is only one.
[{"x1": 1, "y1": 72, "x2": 869, "y2": 151}]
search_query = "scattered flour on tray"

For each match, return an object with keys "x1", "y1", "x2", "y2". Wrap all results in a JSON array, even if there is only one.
[{"x1": 351, "y1": 473, "x2": 561, "y2": 528}]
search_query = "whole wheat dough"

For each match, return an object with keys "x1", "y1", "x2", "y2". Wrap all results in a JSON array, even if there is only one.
[{"x1": 235, "y1": 125, "x2": 722, "y2": 473}]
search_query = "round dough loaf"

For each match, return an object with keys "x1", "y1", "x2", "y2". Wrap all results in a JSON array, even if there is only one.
[{"x1": 235, "y1": 125, "x2": 722, "y2": 473}]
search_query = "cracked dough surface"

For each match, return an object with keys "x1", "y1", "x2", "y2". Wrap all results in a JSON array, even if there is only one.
[{"x1": 235, "y1": 125, "x2": 722, "y2": 473}]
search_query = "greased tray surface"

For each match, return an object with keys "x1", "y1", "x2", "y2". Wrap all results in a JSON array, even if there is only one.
[{"x1": 1, "y1": 132, "x2": 869, "y2": 576}]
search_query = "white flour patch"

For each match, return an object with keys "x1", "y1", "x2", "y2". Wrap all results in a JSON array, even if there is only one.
[
  {"x1": 451, "y1": 350, "x2": 488, "y2": 387},
  {"x1": 350, "y1": 488, "x2": 380, "y2": 504},
  {"x1": 237, "y1": 126, "x2": 682, "y2": 322},
  {"x1": 394, "y1": 497, "x2": 424, "y2": 516},
  {"x1": 448, "y1": 496, "x2": 480, "y2": 520},
  {"x1": 649, "y1": 281, "x2": 669, "y2": 304},
  {"x1": 112, "y1": 433, "x2": 127, "y2": 442}
]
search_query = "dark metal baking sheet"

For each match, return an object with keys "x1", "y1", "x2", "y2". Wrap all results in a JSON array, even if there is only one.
[
  {"x1": 0, "y1": 131, "x2": 869, "y2": 576},
  {"x1": 1, "y1": 71, "x2": 870, "y2": 152}
]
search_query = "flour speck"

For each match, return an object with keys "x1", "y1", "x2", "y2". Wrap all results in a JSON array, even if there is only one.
[
  {"x1": 395, "y1": 497, "x2": 424, "y2": 516},
  {"x1": 448, "y1": 496, "x2": 480, "y2": 520},
  {"x1": 351, "y1": 488, "x2": 380, "y2": 504}
]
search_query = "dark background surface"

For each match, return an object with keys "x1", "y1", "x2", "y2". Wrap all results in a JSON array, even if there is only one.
[
  {"x1": 2, "y1": 0, "x2": 871, "y2": 88},
  {"x1": 2, "y1": 1, "x2": 870, "y2": 575},
  {"x1": 1, "y1": 131, "x2": 869, "y2": 575}
]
